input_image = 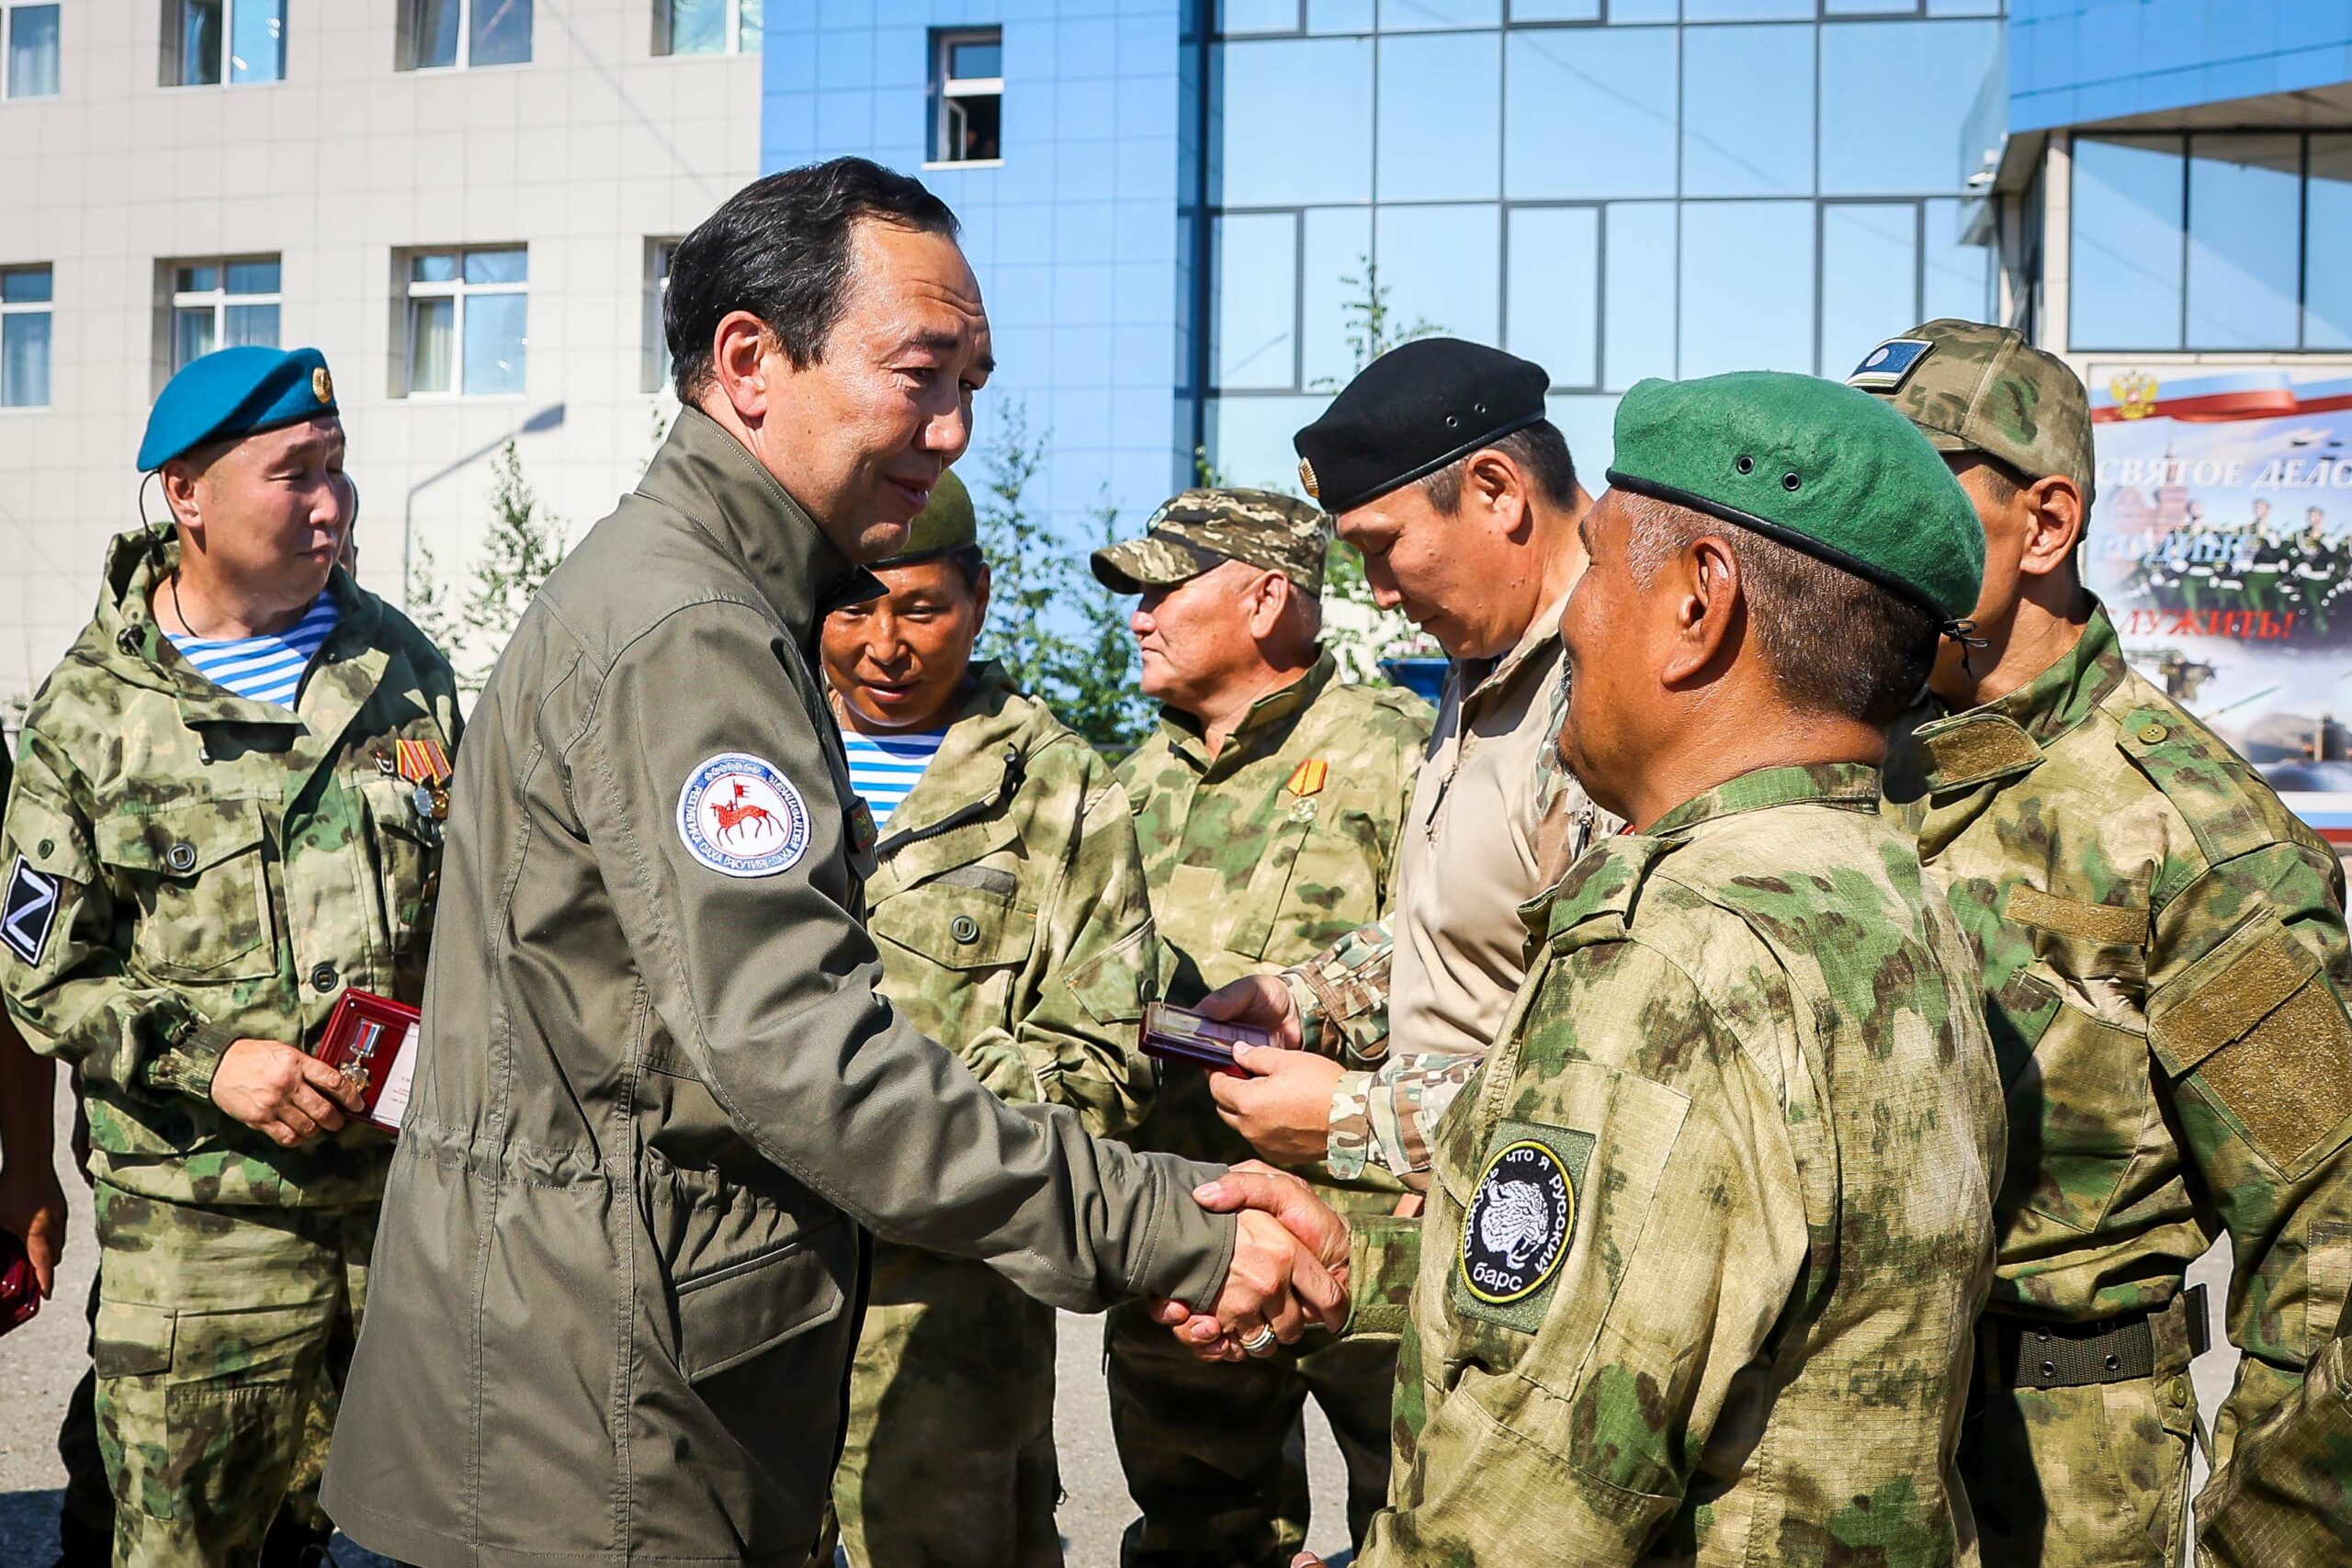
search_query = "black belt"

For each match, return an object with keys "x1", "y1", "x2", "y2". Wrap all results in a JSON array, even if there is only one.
[{"x1": 1992, "y1": 1282, "x2": 2211, "y2": 1390}]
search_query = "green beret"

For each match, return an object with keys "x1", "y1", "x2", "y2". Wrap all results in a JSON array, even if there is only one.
[
  {"x1": 1606, "y1": 371, "x2": 1984, "y2": 625},
  {"x1": 138, "y1": 345, "x2": 338, "y2": 471},
  {"x1": 873, "y1": 468, "x2": 976, "y2": 570}
]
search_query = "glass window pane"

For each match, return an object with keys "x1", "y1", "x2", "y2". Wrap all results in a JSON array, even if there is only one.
[
  {"x1": 1215, "y1": 39, "x2": 1374, "y2": 206},
  {"x1": 665, "y1": 0, "x2": 728, "y2": 54},
  {"x1": 175, "y1": 264, "x2": 219, "y2": 294},
  {"x1": 1213, "y1": 212, "x2": 1300, "y2": 389},
  {"x1": 1377, "y1": 33, "x2": 1498, "y2": 201},
  {"x1": 1, "y1": 266, "x2": 52, "y2": 304},
  {"x1": 1301, "y1": 207, "x2": 1374, "y2": 389},
  {"x1": 1509, "y1": 0, "x2": 1599, "y2": 18},
  {"x1": 2069, "y1": 134, "x2": 2184, "y2": 351},
  {"x1": 7, "y1": 5, "x2": 60, "y2": 97},
  {"x1": 470, "y1": 0, "x2": 531, "y2": 65},
  {"x1": 2, "y1": 312, "x2": 51, "y2": 407},
  {"x1": 463, "y1": 248, "x2": 527, "y2": 285},
  {"x1": 463, "y1": 291, "x2": 528, "y2": 395},
  {"x1": 1206, "y1": 395, "x2": 1328, "y2": 493},
  {"x1": 1921, "y1": 197, "x2": 1990, "y2": 322},
  {"x1": 737, "y1": 0, "x2": 760, "y2": 49},
  {"x1": 1307, "y1": 0, "x2": 1372, "y2": 30},
  {"x1": 1603, "y1": 201, "x2": 1675, "y2": 390},
  {"x1": 1681, "y1": 24, "x2": 1814, "y2": 197},
  {"x1": 411, "y1": 253, "x2": 458, "y2": 284},
  {"x1": 1506, "y1": 207, "x2": 1599, "y2": 388},
  {"x1": 409, "y1": 0, "x2": 459, "y2": 67},
  {"x1": 1506, "y1": 28, "x2": 1677, "y2": 199},
  {"x1": 949, "y1": 37, "x2": 1002, "y2": 74},
  {"x1": 231, "y1": 0, "x2": 285, "y2": 82},
  {"x1": 1610, "y1": 0, "x2": 1676, "y2": 17},
  {"x1": 409, "y1": 297, "x2": 455, "y2": 392},
  {"x1": 1820, "y1": 203, "x2": 1917, "y2": 378},
  {"x1": 1684, "y1": 0, "x2": 1810, "y2": 17},
  {"x1": 173, "y1": 307, "x2": 217, "y2": 370},
  {"x1": 2307, "y1": 137, "x2": 2352, "y2": 350},
  {"x1": 1375, "y1": 203, "x2": 1499, "y2": 346},
  {"x1": 224, "y1": 259, "x2": 280, "y2": 295},
  {"x1": 1378, "y1": 0, "x2": 1497, "y2": 30},
  {"x1": 176, "y1": 0, "x2": 224, "y2": 85},
  {"x1": 1678, "y1": 199, "x2": 1815, "y2": 378},
  {"x1": 223, "y1": 302, "x2": 279, "y2": 348},
  {"x1": 2185, "y1": 134, "x2": 2301, "y2": 350},
  {"x1": 1820, "y1": 21, "x2": 2001, "y2": 196}
]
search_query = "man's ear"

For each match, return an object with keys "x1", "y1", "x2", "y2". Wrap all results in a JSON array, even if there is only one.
[
  {"x1": 1246, "y1": 569, "x2": 1290, "y2": 641},
  {"x1": 159, "y1": 459, "x2": 204, "y2": 534},
  {"x1": 1465, "y1": 450, "x2": 1532, "y2": 538},
  {"x1": 2018, "y1": 475, "x2": 2086, "y2": 579},
  {"x1": 1660, "y1": 535, "x2": 1740, "y2": 687},
  {"x1": 708, "y1": 310, "x2": 777, "y2": 424}
]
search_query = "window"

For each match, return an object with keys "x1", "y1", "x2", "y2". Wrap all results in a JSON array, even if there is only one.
[
  {"x1": 1817, "y1": 20, "x2": 2000, "y2": 196},
  {"x1": 401, "y1": 0, "x2": 530, "y2": 71},
  {"x1": 1505, "y1": 207, "x2": 1600, "y2": 389},
  {"x1": 1506, "y1": 28, "x2": 1678, "y2": 201},
  {"x1": 3, "y1": 5, "x2": 58, "y2": 99},
  {"x1": 2070, "y1": 135, "x2": 2184, "y2": 351},
  {"x1": 169, "y1": 258, "x2": 281, "y2": 372},
  {"x1": 404, "y1": 248, "x2": 526, "y2": 397},
  {"x1": 929, "y1": 28, "x2": 1001, "y2": 166},
  {"x1": 652, "y1": 0, "x2": 759, "y2": 56},
  {"x1": 2, "y1": 265, "x2": 51, "y2": 409},
  {"x1": 1678, "y1": 200, "x2": 1815, "y2": 378},
  {"x1": 2186, "y1": 135, "x2": 2301, "y2": 350},
  {"x1": 1212, "y1": 213, "x2": 1299, "y2": 390},
  {"x1": 646, "y1": 239, "x2": 678, "y2": 393},
  {"x1": 1376, "y1": 32, "x2": 1498, "y2": 202},
  {"x1": 2309, "y1": 136, "x2": 2352, "y2": 350},
  {"x1": 1214, "y1": 38, "x2": 1373, "y2": 206},
  {"x1": 163, "y1": 0, "x2": 285, "y2": 86},
  {"x1": 1681, "y1": 25, "x2": 1814, "y2": 197}
]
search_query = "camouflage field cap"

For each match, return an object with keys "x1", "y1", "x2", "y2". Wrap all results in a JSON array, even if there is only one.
[
  {"x1": 1847, "y1": 319, "x2": 2097, "y2": 507},
  {"x1": 1091, "y1": 487, "x2": 1333, "y2": 597},
  {"x1": 871, "y1": 468, "x2": 976, "y2": 570}
]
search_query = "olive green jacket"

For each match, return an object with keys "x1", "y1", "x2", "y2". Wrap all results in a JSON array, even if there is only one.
[
  {"x1": 322, "y1": 409, "x2": 1235, "y2": 1568},
  {"x1": 0, "y1": 530, "x2": 458, "y2": 1208}
]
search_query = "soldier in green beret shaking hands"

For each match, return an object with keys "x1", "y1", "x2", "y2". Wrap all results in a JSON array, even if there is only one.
[{"x1": 1202, "y1": 371, "x2": 2008, "y2": 1565}]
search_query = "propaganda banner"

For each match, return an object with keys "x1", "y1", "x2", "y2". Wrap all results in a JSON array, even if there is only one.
[{"x1": 2087, "y1": 366, "x2": 2352, "y2": 844}]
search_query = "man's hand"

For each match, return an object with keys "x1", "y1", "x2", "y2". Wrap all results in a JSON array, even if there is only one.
[
  {"x1": 0, "y1": 1160, "x2": 65, "y2": 1298},
  {"x1": 209, "y1": 1040, "x2": 367, "y2": 1147},
  {"x1": 1152, "y1": 1161, "x2": 1352, "y2": 1362},
  {"x1": 1196, "y1": 973, "x2": 1305, "y2": 1052},
  {"x1": 1210, "y1": 1043, "x2": 1344, "y2": 1168}
]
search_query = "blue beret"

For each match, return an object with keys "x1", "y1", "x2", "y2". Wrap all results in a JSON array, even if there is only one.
[{"x1": 138, "y1": 345, "x2": 339, "y2": 471}]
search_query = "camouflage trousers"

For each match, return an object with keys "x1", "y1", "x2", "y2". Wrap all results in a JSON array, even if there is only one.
[
  {"x1": 90, "y1": 1183, "x2": 372, "y2": 1568},
  {"x1": 1102, "y1": 1298, "x2": 1395, "y2": 1568},
  {"x1": 2196, "y1": 1330, "x2": 2352, "y2": 1565},
  {"x1": 1961, "y1": 1296, "x2": 2201, "y2": 1568},
  {"x1": 828, "y1": 1240, "x2": 1064, "y2": 1568}
]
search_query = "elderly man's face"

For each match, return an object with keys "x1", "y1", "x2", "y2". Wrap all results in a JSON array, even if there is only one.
[
  {"x1": 167, "y1": 416, "x2": 350, "y2": 611},
  {"x1": 770, "y1": 220, "x2": 993, "y2": 562},
  {"x1": 1131, "y1": 558, "x2": 1276, "y2": 718},
  {"x1": 1556, "y1": 491, "x2": 1659, "y2": 821}
]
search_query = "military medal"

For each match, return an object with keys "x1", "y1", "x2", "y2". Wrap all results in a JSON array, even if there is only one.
[{"x1": 390, "y1": 738, "x2": 454, "y2": 826}]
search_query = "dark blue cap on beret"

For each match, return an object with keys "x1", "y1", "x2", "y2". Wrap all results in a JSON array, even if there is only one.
[
  {"x1": 138, "y1": 345, "x2": 339, "y2": 471},
  {"x1": 1292, "y1": 338, "x2": 1552, "y2": 515}
]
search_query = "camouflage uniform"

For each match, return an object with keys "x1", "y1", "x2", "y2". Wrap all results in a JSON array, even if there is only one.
[
  {"x1": 2194, "y1": 1328, "x2": 2352, "y2": 1564},
  {"x1": 0, "y1": 529, "x2": 458, "y2": 1567},
  {"x1": 1347, "y1": 764, "x2": 2003, "y2": 1566},
  {"x1": 1883, "y1": 604, "x2": 2352, "y2": 1567},
  {"x1": 831, "y1": 662, "x2": 1161, "y2": 1568}
]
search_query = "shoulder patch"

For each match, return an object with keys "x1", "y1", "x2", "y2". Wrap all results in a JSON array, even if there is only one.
[
  {"x1": 676, "y1": 753, "x2": 812, "y2": 879},
  {"x1": 1848, "y1": 337, "x2": 1934, "y2": 391},
  {"x1": 1455, "y1": 1118, "x2": 1593, "y2": 1330},
  {"x1": 2, "y1": 855, "x2": 60, "y2": 965}
]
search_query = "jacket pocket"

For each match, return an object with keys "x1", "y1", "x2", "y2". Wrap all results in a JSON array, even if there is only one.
[
  {"x1": 874, "y1": 882, "x2": 1037, "y2": 973},
  {"x1": 676, "y1": 1234, "x2": 849, "y2": 1382},
  {"x1": 639, "y1": 1147, "x2": 853, "y2": 1382},
  {"x1": 95, "y1": 799, "x2": 277, "y2": 982},
  {"x1": 359, "y1": 776, "x2": 440, "y2": 957},
  {"x1": 92, "y1": 1300, "x2": 175, "y2": 1378}
]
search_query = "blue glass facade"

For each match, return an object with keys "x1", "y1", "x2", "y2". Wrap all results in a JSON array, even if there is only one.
[{"x1": 2008, "y1": 0, "x2": 2352, "y2": 135}]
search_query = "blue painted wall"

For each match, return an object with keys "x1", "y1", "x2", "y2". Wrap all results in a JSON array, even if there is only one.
[
  {"x1": 2010, "y1": 0, "x2": 2352, "y2": 133},
  {"x1": 763, "y1": 0, "x2": 1198, "y2": 539}
]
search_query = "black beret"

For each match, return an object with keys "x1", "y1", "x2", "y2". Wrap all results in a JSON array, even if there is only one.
[{"x1": 1292, "y1": 338, "x2": 1551, "y2": 515}]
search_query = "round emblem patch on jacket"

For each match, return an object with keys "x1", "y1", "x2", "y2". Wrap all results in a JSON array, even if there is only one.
[
  {"x1": 1460, "y1": 1139, "x2": 1575, "y2": 1305},
  {"x1": 676, "y1": 753, "x2": 812, "y2": 878}
]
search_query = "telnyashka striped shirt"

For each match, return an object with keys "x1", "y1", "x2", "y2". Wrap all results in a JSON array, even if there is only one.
[
  {"x1": 840, "y1": 727, "x2": 947, "y2": 828},
  {"x1": 164, "y1": 596, "x2": 339, "y2": 708}
]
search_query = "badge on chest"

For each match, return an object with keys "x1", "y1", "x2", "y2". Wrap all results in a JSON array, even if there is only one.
[{"x1": 1454, "y1": 1119, "x2": 1592, "y2": 1331}]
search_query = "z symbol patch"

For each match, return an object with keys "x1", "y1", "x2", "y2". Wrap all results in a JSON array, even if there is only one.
[
  {"x1": 676, "y1": 753, "x2": 812, "y2": 879},
  {"x1": 2, "y1": 855, "x2": 60, "y2": 965},
  {"x1": 1847, "y1": 337, "x2": 1934, "y2": 391},
  {"x1": 1461, "y1": 1139, "x2": 1575, "y2": 1306}
]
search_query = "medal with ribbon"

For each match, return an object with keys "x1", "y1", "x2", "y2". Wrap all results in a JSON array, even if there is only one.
[{"x1": 378, "y1": 738, "x2": 453, "y2": 826}]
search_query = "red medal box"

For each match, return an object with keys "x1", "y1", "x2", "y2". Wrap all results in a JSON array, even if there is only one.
[
  {"x1": 312, "y1": 988, "x2": 422, "y2": 1134},
  {"x1": 1139, "y1": 1001, "x2": 1272, "y2": 1077}
]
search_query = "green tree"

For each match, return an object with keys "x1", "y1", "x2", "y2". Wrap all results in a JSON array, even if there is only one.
[{"x1": 407, "y1": 439, "x2": 568, "y2": 691}]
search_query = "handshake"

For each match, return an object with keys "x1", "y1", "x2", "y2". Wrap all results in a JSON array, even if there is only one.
[{"x1": 1151, "y1": 1160, "x2": 1352, "y2": 1361}]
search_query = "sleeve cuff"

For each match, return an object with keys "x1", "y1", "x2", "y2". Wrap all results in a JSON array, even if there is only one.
[
  {"x1": 1327, "y1": 1069, "x2": 1375, "y2": 1180},
  {"x1": 1343, "y1": 1213, "x2": 1422, "y2": 1339},
  {"x1": 141, "y1": 1014, "x2": 238, "y2": 1102},
  {"x1": 1137, "y1": 1156, "x2": 1238, "y2": 1314}
]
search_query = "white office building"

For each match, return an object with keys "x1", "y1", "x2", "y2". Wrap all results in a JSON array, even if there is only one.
[{"x1": 0, "y1": 0, "x2": 763, "y2": 698}]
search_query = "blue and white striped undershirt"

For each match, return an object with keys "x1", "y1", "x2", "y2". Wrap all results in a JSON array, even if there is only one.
[
  {"x1": 164, "y1": 595, "x2": 339, "y2": 708},
  {"x1": 840, "y1": 728, "x2": 947, "y2": 828}
]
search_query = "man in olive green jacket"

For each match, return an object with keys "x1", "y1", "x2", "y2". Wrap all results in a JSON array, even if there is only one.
[
  {"x1": 322, "y1": 159, "x2": 1347, "y2": 1568},
  {"x1": 820, "y1": 471, "x2": 1161, "y2": 1566}
]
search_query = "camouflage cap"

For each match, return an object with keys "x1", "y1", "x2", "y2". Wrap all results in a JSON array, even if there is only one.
[
  {"x1": 1847, "y1": 319, "x2": 2097, "y2": 507},
  {"x1": 871, "y1": 468, "x2": 976, "y2": 570},
  {"x1": 1090, "y1": 487, "x2": 1333, "y2": 597}
]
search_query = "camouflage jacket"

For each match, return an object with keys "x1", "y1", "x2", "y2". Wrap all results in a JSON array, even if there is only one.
[
  {"x1": 1116, "y1": 652, "x2": 1430, "y2": 1199},
  {"x1": 0, "y1": 529, "x2": 461, "y2": 1208},
  {"x1": 1883, "y1": 602, "x2": 2352, "y2": 1462},
  {"x1": 1356, "y1": 763, "x2": 2003, "y2": 1567},
  {"x1": 862, "y1": 661, "x2": 1156, "y2": 1140}
]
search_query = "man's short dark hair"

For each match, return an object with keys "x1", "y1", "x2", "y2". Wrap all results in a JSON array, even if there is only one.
[
  {"x1": 1622, "y1": 491, "x2": 1938, "y2": 729},
  {"x1": 666, "y1": 157, "x2": 960, "y2": 401},
  {"x1": 1419, "y1": 420, "x2": 1578, "y2": 515}
]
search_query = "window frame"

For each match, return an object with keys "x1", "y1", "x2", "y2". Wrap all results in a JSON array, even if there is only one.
[
  {"x1": 1, "y1": 264, "x2": 55, "y2": 411},
  {"x1": 399, "y1": 0, "x2": 532, "y2": 73},
  {"x1": 160, "y1": 0, "x2": 287, "y2": 89},
  {"x1": 165, "y1": 255, "x2": 284, "y2": 375},
  {"x1": 646, "y1": 237, "x2": 680, "y2": 393},
  {"x1": 651, "y1": 0, "x2": 758, "y2": 57},
  {"x1": 2, "y1": 3, "x2": 61, "y2": 101},
  {"x1": 927, "y1": 27, "x2": 1004, "y2": 170},
  {"x1": 401, "y1": 246, "x2": 529, "y2": 400}
]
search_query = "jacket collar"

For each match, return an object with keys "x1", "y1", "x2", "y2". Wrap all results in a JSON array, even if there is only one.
[
  {"x1": 1894, "y1": 600, "x2": 2126, "y2": 794},
  {"x1": 1645, "y1": 761, "x2": 1884, "y2": 838},
  {"x1": 636, "y1": 406, "x2": 882, "y2": 643},
  {"x1": 1155, "y1": 651, "x2": 1339, "y2": 773}
]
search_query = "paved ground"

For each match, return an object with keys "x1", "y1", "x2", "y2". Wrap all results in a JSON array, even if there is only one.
[{"x1": 0, "y1": 1082, "x2": 1354, "y2": 1566}]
